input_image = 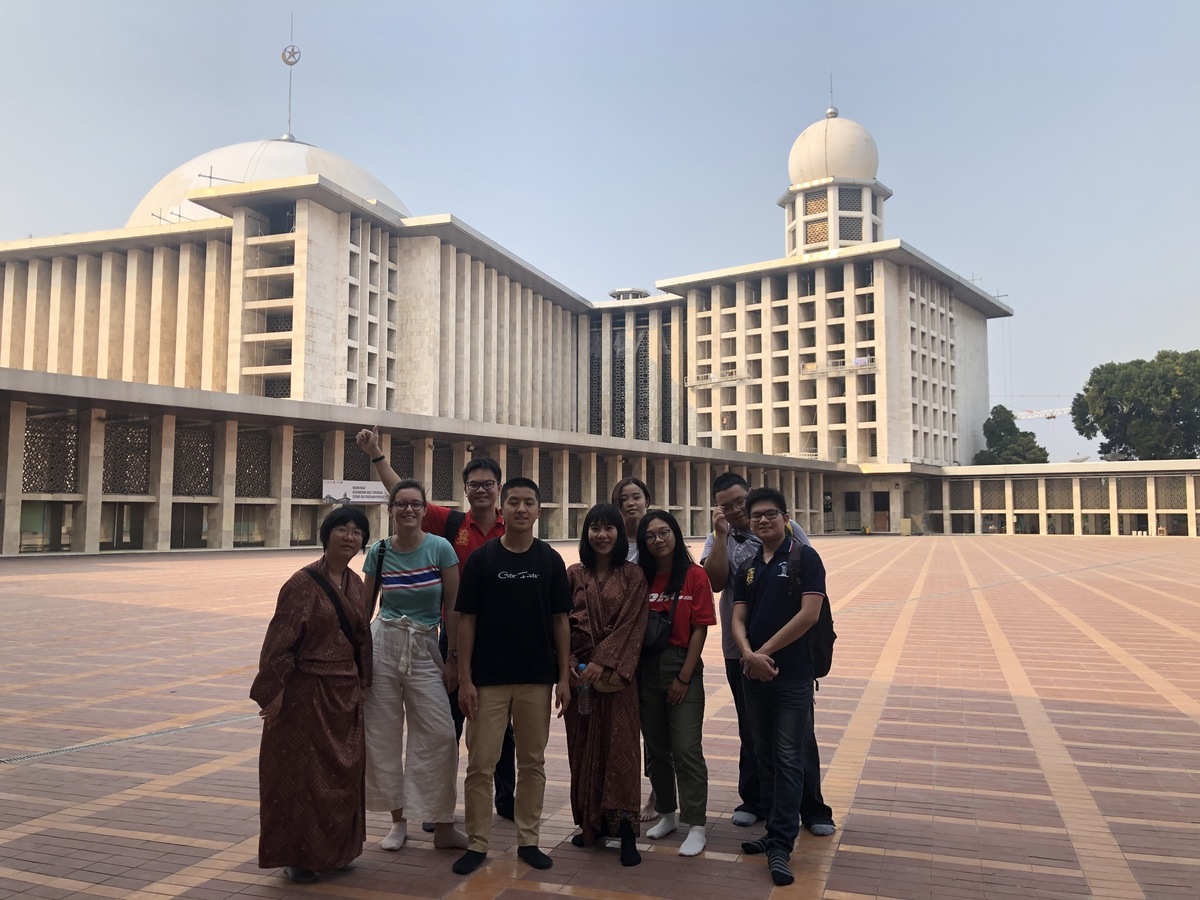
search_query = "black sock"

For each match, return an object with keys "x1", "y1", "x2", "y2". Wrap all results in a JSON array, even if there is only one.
[
  {"x1": 571, "y1": 834, "x2": 586, "y2": 847},
  {"x1": 517, "y1": 845, "x2": 553, "y2": 870},
  {"x1": 767, "y1": 848, "x2": 794, "y2": 886},
  {"x1": 619, "y1": 829, "x2": 641, "y2": 867},
  {"x1": 452, "y1": 849, "x2": 486, "y2": 875},
  {"x1": 741, "y1": 835, "x2": 769, "y2": 855}
]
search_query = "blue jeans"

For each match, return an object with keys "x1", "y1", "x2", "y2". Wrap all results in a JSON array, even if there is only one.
[{"x1": 743, "y1": 675, "x2": 816, "y2": 852}]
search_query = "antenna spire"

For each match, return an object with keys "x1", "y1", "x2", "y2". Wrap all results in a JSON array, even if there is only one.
[
  {"x1": 826, "y1": 74, "x2": 838, "y2": 118},
  {"x1": 281, "y1": 14, "x2": 301, "y2": 141}
]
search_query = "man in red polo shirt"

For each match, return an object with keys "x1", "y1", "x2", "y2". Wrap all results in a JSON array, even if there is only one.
[{"x1": 356, "y1": 428, "x2": 516, "y2": 821}]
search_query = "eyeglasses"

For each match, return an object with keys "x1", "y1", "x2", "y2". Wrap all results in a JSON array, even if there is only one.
[
  {"x1": 749, "y1": 509, "x2": 783, "y2": 523},
  {"x1": 717, "y1": 499, "x2": 746, "y2": 513},
  {"x1": 332, "y1": 525, "x2": 364, "y2": 538},
  {"x1": 390, "y1": 500, "x2": 425, "y2": 510},
  {"x1": 465, "y1": 479, "x2": 497, "y2": 492},
  {"x1": 645, "y1": 528, "x2": 674, "y2": 544}
]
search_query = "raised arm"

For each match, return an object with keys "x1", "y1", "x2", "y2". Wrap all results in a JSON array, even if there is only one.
[{"x1": 355, "y1": 426, "x2": 400, "y2": 493}]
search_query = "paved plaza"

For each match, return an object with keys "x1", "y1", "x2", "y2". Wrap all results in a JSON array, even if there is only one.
[{"x1": 1, "y1": 535, "x2": 1199, "y2": 899}]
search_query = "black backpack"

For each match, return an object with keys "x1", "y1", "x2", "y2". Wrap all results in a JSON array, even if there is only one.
[{"x1": 787, "y1": 542, "x2": 837, "y2": 686}]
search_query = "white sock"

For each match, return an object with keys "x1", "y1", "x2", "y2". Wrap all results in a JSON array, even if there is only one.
[
  {"x1": 646, "y1": 811, "x2": 678, "y2": 840},
  {"x1": 381, "y1": 822, "x2": 408, "y2": 851},
  {"x1": 679, "y1": 825, "x2": 707, "y2": 857}
]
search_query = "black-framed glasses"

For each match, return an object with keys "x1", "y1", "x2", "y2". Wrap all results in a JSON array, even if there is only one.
[
  {"x1": 645, "y1": 527, "x2": 674, "y2": 544},
  {"x1": 465, "y1": 479, "x2": 497, "y2": 492},
  {"x1": 749, "y1": 509, "x2": 783, "y2": 523},
  {"x1": 390, "y1": 500, "x2": 426, "y2": 510},
  {"x1": 717, "y1": 498, "x2": 747, "y2": 513}
]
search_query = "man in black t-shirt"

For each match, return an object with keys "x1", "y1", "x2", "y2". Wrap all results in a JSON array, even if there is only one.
[
  {"x1": 452, "y1": 477, "x2": 572, "y2": 876},
  {"x1": 732, "y1": 487, "x2": 828, "y2": 888}
]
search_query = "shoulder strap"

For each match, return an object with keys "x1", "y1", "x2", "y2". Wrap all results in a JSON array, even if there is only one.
[
  {"x1": 481, "y1": 535, "x2": 502, "y2": 578},
  {"x1": 444, "y1": 509, "x2": 467, "y2": 542},
  {"x1": 370, "y1": 538, "x2": 388, "y2": 613},
  {"x1": 304, "y1": 567, "x2": 364, "y2": 681}
]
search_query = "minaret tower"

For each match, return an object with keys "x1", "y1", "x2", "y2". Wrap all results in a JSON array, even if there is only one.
[{"x1": 779, "y1": 107, "x2": 892, "y2": 256}]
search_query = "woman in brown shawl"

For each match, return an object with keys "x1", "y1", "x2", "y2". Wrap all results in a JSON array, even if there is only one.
[
  {"x1": 251, "y1": 506, "x2": 373, "y2": 883},
  {"x1": 565, "y1": 502, "x2": 649, "y2": 867}
]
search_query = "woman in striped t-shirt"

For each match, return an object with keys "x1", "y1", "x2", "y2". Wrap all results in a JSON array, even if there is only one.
[{"x1": 362, "y1": 480, "x2": 468, "y2": 853}]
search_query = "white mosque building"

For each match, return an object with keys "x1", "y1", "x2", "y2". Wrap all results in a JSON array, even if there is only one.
[{"x1": 1, "y1": 110, "x2": 1196, "y2": 553}]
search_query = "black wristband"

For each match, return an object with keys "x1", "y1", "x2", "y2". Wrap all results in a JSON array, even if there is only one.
[
  {"x1": 371, "y1": 454, "x2": 386, "y2": 463},
  {"x1": 675, "y1": 675, "x2": 691, "y2": 686}
]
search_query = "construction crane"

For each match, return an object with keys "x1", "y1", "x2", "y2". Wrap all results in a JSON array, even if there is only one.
[{"x1": 1013, "y1": 407, "x2": 1071, "y2": 420}]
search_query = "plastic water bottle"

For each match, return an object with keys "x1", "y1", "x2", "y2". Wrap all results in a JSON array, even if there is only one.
[{"x1": 577, "y1": 663, "x2": 592, "y2": 716}]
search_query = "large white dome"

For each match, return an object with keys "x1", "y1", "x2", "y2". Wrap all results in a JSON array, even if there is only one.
[
  {"x1": 128, "y1": 138, "x2": 410, "y2": 227},
  {"x1": 787, "y1": 109, "x2": 879, "y2": 185}
]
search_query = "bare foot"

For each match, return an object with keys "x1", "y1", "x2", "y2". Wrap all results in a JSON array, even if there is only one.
[{"x1": 640, "y1": 790, "x2": 659, "y2": 823}]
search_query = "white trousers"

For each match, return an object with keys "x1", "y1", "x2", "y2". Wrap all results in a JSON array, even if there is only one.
[{"x1": 364, "y1": 616, "x2": 458, "y2": 820}]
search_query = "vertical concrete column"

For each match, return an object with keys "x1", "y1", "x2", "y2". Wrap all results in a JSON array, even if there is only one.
[
  {"x1": 1185, "y1": 476, "x2": 1197, "y2": 538},
  {"x1": 522, "y1": 289, "x2": 535, "y2": 427},
  {"x1": 363, "y1": 431, "x2": 390, "y2": 540},
  {"x1": 72, "y1": 255, "x2": 102, "y2": 378},
  {"x1": 1004, "y1": 479, "x2": 1015, "y2": 535},
  {"x1": 268, "y1": 424, "x2": 294, "y2": 548},
  {"x1": 507, "y1": 282, "x2": 523, "y2": 426},
  {"x1": 125, "y1": 248, "x2": 153, "y2": 383},
  {"x1": 1, "y1": 261, "x2": 29, "y2": 368},
  {"x1": 698, "y1": 461, "x2": 713, "y2": 536},
  {"x1": 97, "y1": 252, "x2": 125, "y2": 381},
  {"x1": 1108, "y1": 477, "x2": 1119, "y2": 536},
  {"x1": 49, "y1": 258, "x2": 74, "y2": 373},
  {"x1": 530, "y1": 296, "x2": 544, "y2": 430},
  {"x1": 577, "y1": 317, "x2": 590, "y2": 434},
  {"x1": 652, "y1": 458, "x2": 671, "y2": 511},
  {"x1": 148, "y1": 245, "x2": 180, "y2": 386},
  {"x1": 648, "y1": 309, "x2": 662, "y2": 442},
  {"x1": 325, "y1": 429, "x2": 346, "y2": 483},
  {"x1": 452, "y1": 442, "x2": 471, "y2": 511},
  {"x1": 675, "y1": 459, "x2": 693, "y2": 534},
  {"x1": 176, "y1": 243, "x2": 206, "y2": 389},
  {"x1": 470, "y1": 262, "x2": 486, "y2": 421},
  {"x1": 632, "y1": 456, "x2": 648, "y2": 489},
  {"x1": 496, "y1": 278, "x2": 511, "y2": 424},
  {"x1": 208, "y1": 420, "x2": 238, "y2": 549},
  {"x1": 395, "y1": 237, "x2": 442, "y2": 416},
  {"x1": 146, "y1": 414, "x2": 176, "y2": 550},
  {"x1": 521, "y1": 447, "x2": 540, "y2": 534},
  {"x1": 749, "y1": 466, "x2": 765, "y2": 489},
  {"x1": 75, "y1": 408, "x2": 105, "y2": 552},
  {"x1": 453, "y1": 252, "x2": 471, "y2": 417},
  {"x1": 624, "y1": 317, "x2": 636, "y2": 439},
  {"x1": 1037, "y1": 477, "x2": 1048, "y2": 536},
  {"x1": 202, "y1": 240, "x2": 230, "y2": 392},
  {"x1": 1071, "y1": 477, "x2": 1083, "y2": 535},
  {"x1": 412, "y1": 438, "x2": 434, "y2": 489},
  {"x1": 482, "y1": 270, "x2": 499, "y2": 423},
  {"x1": 550, "y1": 449, "x2": 568, "y2": 539},
  {"x1": 972, "y1": 479, "x2": 983, "y2": 534},
  {"x1": 1146, "y1": 477, "x2": 1157, "y2": 536},
  {"x1": 1, "y1": 401, "x2": 28, "y2": 553},
  {"x1": 439, "y1": 247, "x2": 458, "y2": 418},
  {"x1": 815, "y1": 472, "x2": 825, "y2": 535},
  {"x1": 581, "y1": 452, "x2": 598, "y2": 509},
  {"x1": 600, "y1": 311, "x2": 613, "y2": 434},
  {"x1": 24, "y1": 259, "x2": 52, "y2": 371}
]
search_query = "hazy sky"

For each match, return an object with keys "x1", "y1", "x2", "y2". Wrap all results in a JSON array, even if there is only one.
[{"x1": 2, "y1": 1, "x2": 1196, "y2": 461}]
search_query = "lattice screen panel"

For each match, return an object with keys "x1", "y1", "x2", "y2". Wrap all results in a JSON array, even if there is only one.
[
  {"x1": 23, "y1": 412, "x2": 80, "y2": 494},
  {"x1": 838, "y1": 187, "x2": 863, "y2": 212},
  {"x1": 926, "y1": 479, "x2": 943, "y2": 510},
  {"x1": 292, "y1": 433, "x2": 324, "y2": 499},
  {"x1": 1080, "y1": 477, "x2": 1109, "y2": 509},
  {"x1": 980, "y1": 480, "x2": 1005, "y2": 509},
  {"x1": 539, "y1": 451, "x2": 555, "y2": 502},
  {"x1": 506, "y1": 448, "x2": 523, "y2": 480},
  {"x1": 1155, "y1": 476, "x2": 1187, "y2": 509},
  {"x1": 1116, "y1": 477, "x2": 1147, "y2": 509},
  {"x1": 1012, "y1": 480, "x2": 1039, "y2": 510},
  {"x1": 805, "y1": 219, "x2": 829, "y2": 243},
  {"x1": 804, "y1": 190, "x2": 828, "y2": 215},
  {"x1": 173, "y1": 425, "x2": 215, "y2": 497},
  {"x1": 589, "y1": 319, "x2": 603, "y2": 435},
  {"x1": 611, "y1": 317, "x2": 626, "y2": 438},
  {"x1": 343, "y1": 435, "x2": 370, "y2": 482},
  {"x1": 635, "y1": 318, "x2": 650, "y2": 441},
  {"x1": 102, "y1": 421, "x2": 150, "y2": 495},
  {"x1": 236, "y1": 428, "x2": 272, "y2": 498},
  {"x1": 391, "y1": 440, "x2": 414, "y2": 480},
  {"x1": 949, "y1": 481, "x2": 974, "y2": 510},
  {"x1": 432, "y1": 444, "x2": 455, "y2": 501},
  {"x1": 1045, "y1": 478, "x2": 1073, "y2": 509},
  {"x1": 568, "y1": 453, "x2": 582, "y2": 504},
  {"x1": 839, "y1": 217, "x2": 863, "y2": 241},
  {"x1": 645, "y1": 466, "x2": 658, "y2": 508},
  {"x1": 660, "y1": 310, "x2": 672, "y2": 442}
]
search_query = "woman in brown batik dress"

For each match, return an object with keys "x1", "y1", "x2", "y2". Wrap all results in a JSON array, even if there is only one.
[
  {"x1": 565, "y1": 502, "x2": 648, "y2": 867},
  {"x1": 251, "y1": 506, "x2": 373, "y2": 884}
]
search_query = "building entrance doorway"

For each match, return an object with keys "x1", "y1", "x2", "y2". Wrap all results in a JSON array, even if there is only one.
[{"x1": 872, "y1": 491, "x2": 890, "y2": 533}]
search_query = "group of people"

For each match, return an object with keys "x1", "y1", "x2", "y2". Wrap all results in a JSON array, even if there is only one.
[{"x1": 251, "y1": 428, "x2": 835, "y2": 887}]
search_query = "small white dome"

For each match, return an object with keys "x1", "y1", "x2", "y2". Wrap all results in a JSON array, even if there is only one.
[
  {"x1": 128, "y1": 138, "x2": 410, "y2": 227},
  {"x1": 787, "y1": 109, "x2": 879, "y2": 185}
]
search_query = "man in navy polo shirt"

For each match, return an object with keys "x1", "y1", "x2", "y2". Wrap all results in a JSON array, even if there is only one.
[{"x1": 731, "y1": 487, "x2": 828, "y2": 887}]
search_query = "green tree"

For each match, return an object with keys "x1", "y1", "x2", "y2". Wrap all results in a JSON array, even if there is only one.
[
  {"x1": 1071, "y1": 350, "x2": 1200, "y2": 460},
  {"x1": 973, "y1": 405, "x2": 1049, "y2": 464}
]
